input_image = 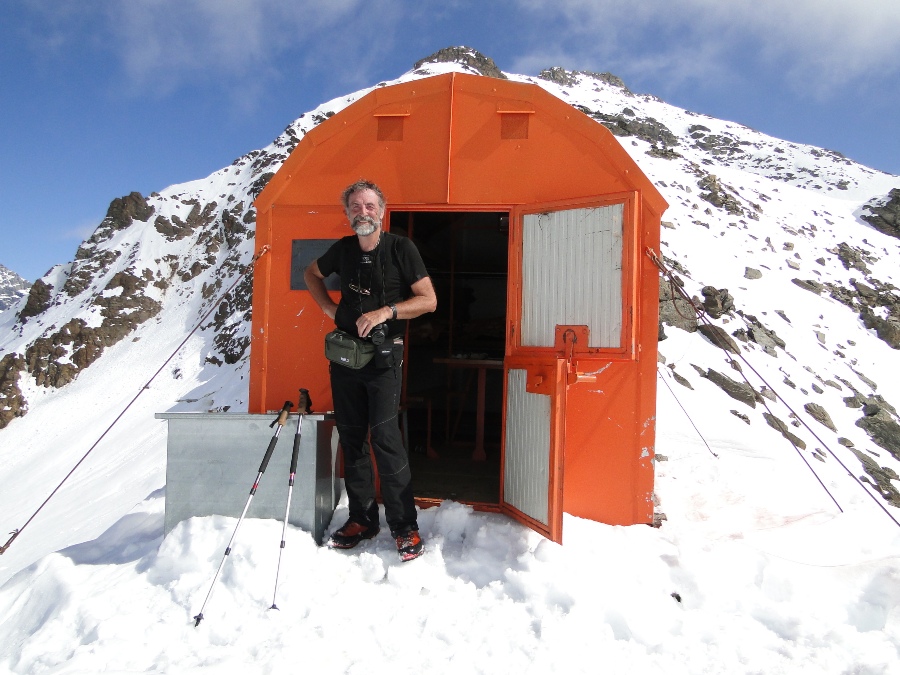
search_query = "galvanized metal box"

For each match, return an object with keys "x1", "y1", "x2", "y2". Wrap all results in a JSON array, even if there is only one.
[{"x1": 156, "y1": 412, "x2": 338, "y2": 544}]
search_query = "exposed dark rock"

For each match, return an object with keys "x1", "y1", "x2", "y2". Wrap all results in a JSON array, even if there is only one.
[
  {"x1": 736, "y1": 312, "x2": 786, "y2": 355},
  {"x1": 696, "y1": 366, "x2": 757, "y2": 407},
  {"x1": 744, "y1": 267, "x2": 762, "y2": 280},
  {"x1": 63, "y1": 249, "x2": 122, "y2": 297},
  {"x1": 834, "y1": 242, "x2": 874, "y2": 274},
  {"x1": 689, "y1": 127, "x2": 747, "y2": 158},
  {"x1": 697, "y1": 324, "x2": 741, "y2": 354},
  {"x1": 221, "y1": 204, "x2": 251, "y2": 248},
  {"x1": 573, "y1": 105, "x2": 679, "y2": 148},
  {"x1": 730, "y1": 409, "x2": 750, "y2": 424},
  {"x1": 0, "y1": 352, "x2": 28, "y2": 429},
  {"x1": 0, "y1": 264, "x2": 30, "y2": 311},
  {"x1": 208, "y1": 273, "x2": 254, "y2": 364},
  {"x1": 24, "y1": 269, "x2": 162, "y2": 389},
  {"x1": 696, "y1": 173, "x2": 759, "y2": 219},
  {"x1": 701, "y1": 286, "x2": 734, "y2": 318},
  {"x1": 851, "y1": 448, "x2": 900, "y2": 507},
  {"x1": 155, "y1": 201, "x2": 218, "y2": 242},
  {"x1": 855, "y1": 407, "x2": 900, "y2": 461},
  {"x1": 84, "y1": 192, "x2": 155, "y2": 247},
  {"x1": 859, "y1": 307, "x2": 900, "y2": 349},
  {"x1": 791, "y1": 278, "x2": 824, "y2": 295},
  {"x1": 539, "y1": 67, "x2": 631, "y2": 93},
  {"x1": 666, "y1": 366, "x2": 693, "y2": 390},
  {"x1": 804, "y1": 402, "x2": 837, "y2": 432},
  {"x1": 763, "y1": 412, "x2": 807, "y2": 449},
  {"x1": 859, "y1": 188, "x2": 900, "y2": 240},
  {"x1": 658, "y1": 275, "x2": 697, "y2": 333},
  {"x1": 851, "y1": 368, "x2": 878, "y2": 391},
  {"x1": 415, "y1": 47, "x2": 507, "y2": 79},
  {"x1": 17, "y1": 279, "x2": 53, "y2": 323},
  {"x1": 250, "y1": 172, "x2": 275, "y2": 199}
]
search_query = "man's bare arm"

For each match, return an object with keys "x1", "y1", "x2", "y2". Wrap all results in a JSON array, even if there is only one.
[
  {"x1": 356, "y1": 276, "x2": 437, "y2": 338},
  {"x1": 304, "y1": 261, "x2": 337, "y2": 321}
]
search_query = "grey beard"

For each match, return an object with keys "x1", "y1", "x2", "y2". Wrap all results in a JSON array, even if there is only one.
[{"x1": 351, "y1": 215, "x2": 379, "y2": 236}]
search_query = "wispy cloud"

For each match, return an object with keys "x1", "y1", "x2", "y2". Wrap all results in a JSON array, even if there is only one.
[
  {"x1": 56, "y1": 218, "x2": 102, "y2": 243},
  {"x1": 19, "y1": 0, "x2": 403, "y2": 104},
  {"x1": 510, "y1": 0, "x2": 900, "y2": 98}
]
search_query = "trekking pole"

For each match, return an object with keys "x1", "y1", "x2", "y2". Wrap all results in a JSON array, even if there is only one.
[
  {"x1": 270, "y1": 388, "x2": 313, "y2": 610},
  {"x1": 193, "y1": 400, "x2": 293, "y2": 627}
]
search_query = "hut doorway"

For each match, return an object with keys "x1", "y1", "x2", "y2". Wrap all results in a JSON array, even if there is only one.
[{"x1": 389, "y1": 209, "x2": 509, "y2": 507}]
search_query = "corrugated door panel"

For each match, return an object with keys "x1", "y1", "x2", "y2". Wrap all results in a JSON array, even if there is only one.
[
  {"x1": 521, "y1": 204, "x2": 624, "y2": 347},
  {"x1": 504, "y1": 368, "x2": 550, "y2": 524}
]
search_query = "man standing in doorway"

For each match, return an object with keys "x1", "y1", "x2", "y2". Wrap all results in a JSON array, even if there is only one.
[{"x1": 304, "y1": 180, "x2": 437, "y2": 562}]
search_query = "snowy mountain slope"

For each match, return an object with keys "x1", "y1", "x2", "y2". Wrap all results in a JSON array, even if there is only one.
[
  {"x1": 0, "y1": 48, "x2": 899, "y2": 672},
  {"x1": 0, "y1": 265, "x2": 28, "y2": 313}
]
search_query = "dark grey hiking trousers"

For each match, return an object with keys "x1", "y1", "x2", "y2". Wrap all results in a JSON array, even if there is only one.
[{"x1": 329, "y1": 348, "x2": 418, "y2": 535}]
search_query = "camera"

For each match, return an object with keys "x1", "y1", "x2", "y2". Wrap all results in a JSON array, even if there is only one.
[{"x1": 369, "y1": 323, "x2": 388, "y2": 345}]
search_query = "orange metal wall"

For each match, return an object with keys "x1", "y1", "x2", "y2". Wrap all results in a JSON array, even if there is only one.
[{"x1": 250, "y1": 72, "x2": 666, "y2": 527}]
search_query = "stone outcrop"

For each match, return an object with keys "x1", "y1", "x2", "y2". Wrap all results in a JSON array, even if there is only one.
[
  {"x1": 700, "y1": 286, "x2": 734, "y2": 318},
  {"x1": 693, "y1": 366, "x2": 757, "y2": 407},
  {"x1": 573, "y1": 104, "x2": 679, "y2": 149},
  {"x1": 763, "y1": 412, "x2": 807, "y2": 449},
  {"x1": 855, "y1": 405, "x2": 900, "y2": 462},
  {"x1": 414, "y1": 47, "x2": 507, "y2": 79},
  {"x1": 658, "y1": 275, "x2": 697, "y2": 336},
  {"x1": 0, "y1": 353, "x2": 27, "y2": 429},
  {"x1": 16, "y1": 279, "x2": 53, "y2": 323},
  {"x1": 804, "y1": 402, "x2": 837, "y2": 432},
  {"x1": 0, "y1": 264, "x2": 30, "y2": 312},
  {"x1": 84, "y1": 192, "x2": 155, "y2": 247},
  {"x1": 539, "y1": 67, "x2": 631, "y2": 93},
  {"x1": 697, "y1": 324, "x2": 741, "y2": 354},
  {"x1": 851, "y1": 449, "x2": 900, "y2": 507},
  {"x1": 860, "y1": 188, "x2": 900, "y2": 240},
  {"x1": 696, "y1": 173, "x2": 759, "y2": 219},
  {"x1": 25, "y1": 269, "x2": 162, "y2": 388}
]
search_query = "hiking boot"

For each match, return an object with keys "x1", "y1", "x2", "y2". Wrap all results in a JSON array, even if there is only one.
[
  {"x1": 329, "y1": 520, "x2": 379, "y2": 549},
  {"x1": 394, "y1": 530, "x2": 424, "y2": 562}
]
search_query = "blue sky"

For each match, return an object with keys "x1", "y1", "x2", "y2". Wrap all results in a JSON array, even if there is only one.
[{"x1": 2, "y1": 0, "x2": 899, "y2": 282}]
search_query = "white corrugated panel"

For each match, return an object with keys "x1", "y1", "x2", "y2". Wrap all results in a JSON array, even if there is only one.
[
  {"x1": 521, "y1": 204, "x2": 624, "y2": 347},
  {"x1": 504, "y1": 369, "x2": 550, "y2": 524}
]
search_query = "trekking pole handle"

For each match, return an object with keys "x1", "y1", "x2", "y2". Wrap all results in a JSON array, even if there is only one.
[
  {"x1": 290, "y1": 388, "x2": 313, "y2": 473},
  {"x1": 259, "y1": 401, "x2": 293, "y2": 473}
]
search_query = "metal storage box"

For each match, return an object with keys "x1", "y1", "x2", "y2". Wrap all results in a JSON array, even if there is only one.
[{"x1": 156, "y1": 412, "x2": 338, "y2": 544}]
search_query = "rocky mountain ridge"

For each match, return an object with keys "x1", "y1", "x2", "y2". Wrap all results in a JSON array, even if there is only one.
[
  {"x1": 0, "y1": 264, "x2": 29, "y2": 313},
  {"x1": 1, "y1": 46, "x2": 899, "y2": 509}
]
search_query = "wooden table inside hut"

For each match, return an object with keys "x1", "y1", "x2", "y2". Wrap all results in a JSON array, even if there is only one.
[{"x1": 432, "y1": 357, "x2": 504, "y2": 462}]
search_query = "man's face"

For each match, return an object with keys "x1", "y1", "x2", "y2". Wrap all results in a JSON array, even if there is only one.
[{"x1": 346, "y1": 188, "x2": 384, "y2": 236}]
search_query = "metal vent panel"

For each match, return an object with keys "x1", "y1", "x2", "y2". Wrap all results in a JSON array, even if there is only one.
[
  {"x1": 504, "y1": 369, "x2": 550, "y2": 524},
  {"x1": 521, "y1": 204, "x2": 624, "y2": 348}
]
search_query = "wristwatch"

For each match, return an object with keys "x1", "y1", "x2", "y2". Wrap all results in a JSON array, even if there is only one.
[{"x1": 389, "y1": 303, "x2": 398, "y2": 320}]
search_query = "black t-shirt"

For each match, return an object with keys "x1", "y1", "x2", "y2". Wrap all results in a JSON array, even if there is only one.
[{"x1": 316, "y1": 232, "x2": 429, "y2": 339}]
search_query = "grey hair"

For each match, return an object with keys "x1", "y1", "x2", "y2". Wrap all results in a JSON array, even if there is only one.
[{"x1": 341, "y1": 180, "x2": 386, "y2": 212}]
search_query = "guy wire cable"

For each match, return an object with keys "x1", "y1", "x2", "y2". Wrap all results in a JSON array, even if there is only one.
[
  {"x1": 656, "y1": 365, "x2": 719, "y2": 458},
  {"x1": 648, "y1": 247, "x2": 842, "y2": 512},
  {"x1": 0, "y1": 245, "x2": 271, "y2": 555},
  {"x1": 646, "y1": 247, "x2": 900, "y2": 529}
]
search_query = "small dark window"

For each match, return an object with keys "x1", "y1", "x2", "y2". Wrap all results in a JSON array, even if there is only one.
[
  {"x1": 501, "y1": 113, "x2": 529, "y2": 140},
  {"x1": 377, "y1": 116, "x2": 404, "y2": 141},
  {"x1": 291, "y1": 239, "x2": 339, "y2": 290}
]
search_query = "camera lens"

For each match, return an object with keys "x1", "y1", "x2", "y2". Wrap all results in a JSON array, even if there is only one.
[{"x1": 370, "y1": 323, "x2": 387, "y2": 345}]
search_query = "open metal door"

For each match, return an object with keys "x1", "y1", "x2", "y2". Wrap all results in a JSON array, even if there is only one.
[{"x1": 501, "y1": 197, "x2": 632, "y2": 543}]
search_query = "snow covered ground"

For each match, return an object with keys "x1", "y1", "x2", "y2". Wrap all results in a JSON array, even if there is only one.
[
  {"x1": 1, "y1": 58, "x2": 899, "y2": 673},
  {"x1": 0, "y1": 328, "x2": 897, "y2": 673}
]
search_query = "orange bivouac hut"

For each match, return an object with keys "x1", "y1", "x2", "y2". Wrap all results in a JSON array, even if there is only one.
[{"x1": 250, "y1": 72, "x2": 668, "y2": 543}]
